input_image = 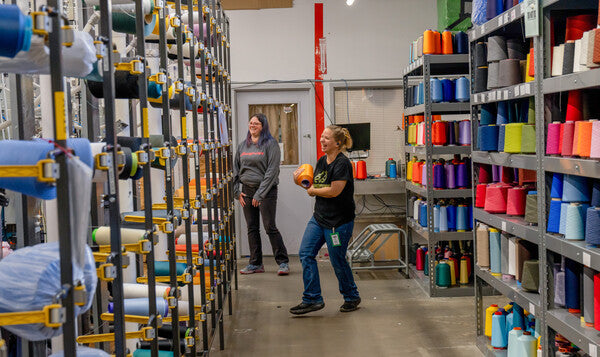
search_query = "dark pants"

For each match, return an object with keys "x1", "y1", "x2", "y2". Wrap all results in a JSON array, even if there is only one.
[{"x1": 241, "y1": 185, "x2": 289, "y2": 266}]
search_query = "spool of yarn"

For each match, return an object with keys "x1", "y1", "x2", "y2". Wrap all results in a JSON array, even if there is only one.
[
  {"x1": 501, "y1": 233, "x2": 509, "y2": 276},
  {"x1": 565, "y1": 258, "x2": 581, "y2": 313},
  {"x1": 155, "y1": 261, "x2": 187, "y2": 276},
  {"x1": 526, "y1": 49, "x2": 535, "y2": 81},
  {"x1": 566, "y1": 90, "x2": 583, "y2": 122},
  {"x1": 456, "y1": 205, "x2": 468, "y2": 231},
  {"x1": 416, "y1": 247, "x2": 425, "y2": 270},
  {"x1": 476, "y1": 184, "x2": 488, "y2": 208},
  {"x1": 137, "y1": 341, "x2": 184, "y2": 354},
  {"x1": 559, "y1": 202, "x2": 569, "y2": 235},
  {"x1": 408, "y1": 124, "x2": 417, "y2": 145},
  {"x1": 520, "y1": 260, "x2": 539, "y2": 292},
  {"x1": 433, "y1": 163, "x2": 446, "y2": 189},
  {"x1": 561, "y1": 41, "x2": 576, "y2": 76},
  {"x1": 573, "y1": 121, "x2": 593, "y2": 157},
  {"x1": 417, "y1": 122, "x2": 426, "y2": 146},
  {"x1": 562, "y1": 174, "x2": 591, "y2": 202},
  {"x1": 485, "y1": 185, "x2": 509, "y2": 213},
  {"x1": 474, "y1": 67, "x2": 488, "y2": 94},
  {"x1": 447, "y1": 258, "x2": 457, "y2": 285},
  {"x1": 565, "y1": 203, "x2": 586, "y2": 240},
  {"x1": 431, "y1": 78, "x2": 443, "y2": 103},
  {"x1": 457, "y1": 162, "x2": 470, "y2": 188},
  {"x1": 455, "y1": 77, "x2": 470, "y2": 102},
  {"x1": 486, "y1": 0, "x2": 498, "y2": 20},
  {"x1": 487, "y1": 61, "x2": 500, "y2": 90},
  {"x1": 488, "y1": 36, "x2": 508, "y2": 62},
  {"x1": 480, "y1": 104, "x2": 496, "y2": 126},
  {"x1": 496, "y1": 101, "x2": 509, "y2": 125},
  {"x1": 356, "y1": 160, "x2": 367, "y2": 180},
  {"x1": 561, "y1": 121, "x2": 575, "y2": 156},
  {"x1": 491, "y1": 312, "x2": 508, "y2": 349},
  {"x1": 477, "y1": 224, "x2": 490, "y2": 267},
  {"x1": 458, "y1": 120, "x2": 471, "y2": 145},
  {"x1": 447, "y1": 121, "x2": 457, "y2": 145},
  {"x1": 584, "y1": 266, "x2": 595, "y2": 326},
  {"x1": 498, "y1": 59, "x2": 522, "y2": 87},
  {"x1": 295, "y1": 164, "x2": 314, "y2": 188},
  {"x1": 459, "y1": 257, "x2": 469, "y2": 285},
  {"x1": 423, "y1": 30, "x2": 438, "y2": 55},
  {"x1": 418, "y1": 82, "x2": 424, "y2": 105},
  {"x1": 445, "y1": 163, "x2": 456, "y2": 189},
  {"x1": 435, "y1": 260, "x2": 451, "y2": 287},
  {"x1": 479, "y1": 125, "x2": 499, "y2": 151},
  {"x1": 432, "y1": 121, "x2": 447, "y2": 145},
  {"x1": 546, "y1": 122, "x2": 562, "y2": 155},
  {"x1": 421, "y1": 164, "x2": 428, "y2": 187},
  {"x1": 590, "y1": 121, "x2": 600, "y2": 158},
  {"x1": 507, "y1": 236, "x2": 518, "y2": 278},
  {"x1": 92, "y1": 227, "x2": 146, "y2": 245},
  {"x1": 474, "y1": 42, "x2": 488, "y2": 67},
  {"x1": 485, "y1": 304, "x2": 500, "y2": 337},
  {"x1": 447, "y1": 204, "x2": 457, "y2": 231},
  {"x1": 490, "y1": 228, "x2": 502, "y2": 276},
  {"x1": 479, "y1": 165, "x2": 493, "y2": 184},
  {"x1": 506, "y1": 39, "x2": 526, "y2": 60},
  {"x1": 419, "y1": 202, "x2": 428, "y2": 227},
  {"x1": 524, "y1": 191, "x2": 538, "y2": 224},
  {"x1": 507, "y1": 187, "x2": 526, "y2": 216},
  {"x1": 504, "y1": 123, "x2": 524, "y2": 153},
  {"x1": 441, "y1": 31, "x2": 453, "y2": 54},
  {"x1": 455, "y1": 31, "x2": 468, "y2": 54},
  {"x1": 554, "y1": 261, "x2": 566, "y2": 307},
  {"x1": 552, "y1": 45, "x2": 565, "y2": 77},
  {"x1": 520, "y1": 125, "x2": 536, "y2": 154},
  {"x1": 586, "y1": 208, "x2": 600, "y2": 246},
  {"x1": 413, "y1": 199, "x2": 421, "y2": 221},
  {"x1": 501, "y1": 167, "x2": 514, "y2": 184},
  {"x1": 112, "y1": 8, "x2": 156, "y2": 37},
  {"x1": 109, "y1": 298, "x2": 168, "y2": 318},
  {"x1": 515, "y1": 332, "x2": 537, "y2": 356},
  {"x1": 441, "y1": 79, "x2": 455, "y2": 102},
  {"x1": 439, "y1": 205, "x2": 448, "y2": 232},
  {"x1": 507, "y1": 327, "x2": 524, "y2": 355},
  {"x1": 565, "y1": 14, "x2": 597, "y2": 41},
  {"x1": 592, "y1": 180, "x2": 600, "y2": 206},
  {"x1": 0, "y1": 5, "x2": 32, "y2": 58}
]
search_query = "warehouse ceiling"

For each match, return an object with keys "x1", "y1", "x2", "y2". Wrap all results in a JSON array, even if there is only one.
[{"x1": 221, "y1": 0, "x2": 293, "y2": 10}]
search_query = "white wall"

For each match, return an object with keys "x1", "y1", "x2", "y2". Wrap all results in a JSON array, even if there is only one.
[{"x1": 228, "y1": 0, "x2": 438, "y2": 82}]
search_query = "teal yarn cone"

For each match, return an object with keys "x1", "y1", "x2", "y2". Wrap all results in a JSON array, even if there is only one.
[
  {"x1": 435, "y1": 260, "x2": 451, "y2": 288},
  {"x1": 155, "y1": 261, "x2": 187, "y2": 276}
]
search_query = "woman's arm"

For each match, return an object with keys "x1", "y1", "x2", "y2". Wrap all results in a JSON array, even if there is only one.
[
  {"x1": 307, "y1": 180, "x2": 346, "y2": 198},
  {"x1": 253, "y1": 140, "x2": 280, "y2": 201}
]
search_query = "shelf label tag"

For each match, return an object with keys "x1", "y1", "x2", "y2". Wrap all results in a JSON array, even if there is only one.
[
  {"x1": 503, "y1": 90, "x2": 509, "y2": 100},
  {"x1": 480, "y1": 23, "x2": 485, "y2": 36},
  {"x1": 498, "y1": 15, "x2": 504, "y2": 26},
  {"x1": 490, "y1": 91, "x2": 496, "y2": 101},
  {"x1": 510, "y1": 9, "x2": 516, "y2": 22},
  {"x1": 501, "y1": 221, "x2": 507, "y2": 231},
  {"x1": 514, "y1": 85, "x2": 520, "y2": 97},
  {"x1": 524, "y1": 0, "x2": 540, "y2": 38},
  {"x1": 589, "y1": 344, "x2": 597, "y2": 357},
  {"x1": 583, "y1": 252, "x2": 591, "y2": 267},
  {"x1": 528, "y1": 303, "x2": 535, "y2": 315}
]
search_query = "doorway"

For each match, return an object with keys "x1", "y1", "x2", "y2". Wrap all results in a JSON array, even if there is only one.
[{"x1": 235, "y1": 88, "x2": 315, "y2": 257}]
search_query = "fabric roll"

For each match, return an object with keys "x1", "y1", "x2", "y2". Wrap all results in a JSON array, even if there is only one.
[
  {"x1": 487, "y1": 61, "x2": 500, "y2": 90},
  {"x1": 552, "y1": 172, "x2": 565, "y2": 199},
  {"x1": 507, "y1": 39, "x2": 526, "y2": 60},
  {"x1": 552, "y1": 44, "x2": 565, "y2": 77},
  {"x1": 562, "y1": 41, "x2": 576, "y2": 75},
  {"x1": 498, "y1": 59, "x2": 522, "y2": 87},
  {"x1": 488, "y1": 36, "x2": 508, "y2": 62}
]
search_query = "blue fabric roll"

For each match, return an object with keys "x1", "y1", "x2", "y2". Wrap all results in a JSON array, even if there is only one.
[
  {"x1": 591, "y1": 180, "x2": 600, "y2": 207},
  {"x1": 479, "y1": 125, "x2": 499, "y2": 151},
  {"x1": 472, "y1": 0, "x2": 488, "y2": 25},
  {"x1": 447, "y1": 204, "x2": 457, "y2": 231},
  {"x1": 551, "y1": 173, "x2": 564, "y2": 199},
  {"x1": 419, "y1": 202, "x2": 428, "y2": 227},
  {"x1": 497, "y1": 101, "x2": 509, "y2": 125},
  {"x1": 455, "y1": 32, "x2": 468, "y2": 54},
  {"x1": 585, "y1": 207, "x2": 600, "y2": 246},
  {"x1": 547, "y1": 200, "x2": 562, "y2": 233},
  {"x1": 562, "y1": 175, "x2": 591, "y2": 202},
  {"x1": 0, "y1": 242, "x2": 96, "y2": 340},
  {"x1": 565, "y1": 258, "x2": 581, "y2": 311},
  {"x1": 480, "y1": 104, "x2": 496, "y2": 125},
  {"x1": 0, "y1": 4, "x2": 33, "y2": 58},
  {"x1": 497, "y1": 124, "x2": 506, "y2": 152},
  {"x1": 457, "y1": 205, "x2": 468, "y2": 231},
  {"x1": 441, "y1": 79, "x2": 455, "y2": 102}
]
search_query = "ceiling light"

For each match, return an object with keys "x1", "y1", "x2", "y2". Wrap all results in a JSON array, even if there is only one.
[{"x1": 346, "y1": 0, "x2": 355, "y2": 5}]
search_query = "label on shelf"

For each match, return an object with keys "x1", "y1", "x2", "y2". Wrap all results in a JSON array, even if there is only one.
[
  {"x1": 524, "y1": 0, "x2": 540, "y2": 38},
  {"x1": 480, "y1": 23, "x2": 486, "y2": 36},
  {"x1": 589, "y1": 344, "x2": 597, "y2": 357},
  {"x1": 514, "y1": 85, "x2": 520, "y2": 96},
  {"x1": 510, "y1": 9, "x2": 517, "y2": 22},
  {"x1": 528, "y1": 302, "x2": 535, "y2": 315},
  {"x1": 502, "y1": 221, "x2": 507, "y2": 231},
  {"x1": 583, "y1": 252, "x2": 591, "y2": 267},
  {"x1": 503, "y1": 90, "x2": 509, "y2": 100}
]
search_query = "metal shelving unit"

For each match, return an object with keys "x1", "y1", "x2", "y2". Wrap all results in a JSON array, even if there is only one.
[
  {"x1": 472, "y1": 0, "x2": 600, "y2": 355},
  {"x1": 403, "y1": 54, "x2": 473, "y2": 297}
]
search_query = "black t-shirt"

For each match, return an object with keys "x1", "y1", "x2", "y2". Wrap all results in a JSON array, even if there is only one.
[{"x1": 313, "y1": 152, "x2": 355, "y2": 228}]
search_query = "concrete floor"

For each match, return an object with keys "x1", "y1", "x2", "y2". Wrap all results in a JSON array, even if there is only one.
[{"x1": 212, "y1": 257, "x2": 483, "y2": 357}]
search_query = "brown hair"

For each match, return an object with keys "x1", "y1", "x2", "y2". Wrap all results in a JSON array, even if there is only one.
[{"x1": 327, "y1": 125, "x2": 353, "y2": 151}]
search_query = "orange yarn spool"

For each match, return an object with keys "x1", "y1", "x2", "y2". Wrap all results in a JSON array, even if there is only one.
[
  {"x1": 413, "y1": 161, "x2": 423, "y2": 183},
  {"x1": 573, "y1": 121, "x2": 593, "y2": 157},
  {"x1": 442, "y1": 31, "x2": 453, "y2": 54},
  {"x1": 414, "y1": 115, "x2": 425, "y2": 123},
  {"x1": 432, "y1": 115, "x2": 442, "y2": 122},
  {"x1": 295, "y1": 164, "x2": 314, "y2": 188},
  {"x1": 408, "y1": 115, "x2": 415, "y2": 124},
  {"x1": 433, "y1": 31, "x2": 442, "y2": 54},
  {"x1": 432, "y1": 121, "x2": 447, "y2": 146},
  {"x1": 518, "y1": 169, "x2": 537, "y2": 186},
  {"x1": 356, "y1": 160, "x2": 367, "y2": 180},
  {"x1": 423, "y1": 30, "x2": 437, "y2": 54}
]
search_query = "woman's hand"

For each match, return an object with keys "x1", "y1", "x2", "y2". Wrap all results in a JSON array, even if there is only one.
[
  {"x1": 252, "y1": 198, "x2": 260, "y2": 207},
  {"x1": 239, "y1": 193, "x2": 247, "y2": 207},
  {"x1": 293, "y1": 166, "x2": 304, "y2": 186},
  {"x1": 307, "y1": 186, "x2": 316, "y2": 197}
]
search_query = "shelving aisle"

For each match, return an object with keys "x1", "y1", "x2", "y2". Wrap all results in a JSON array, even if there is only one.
[
  {"x1": 403, "y1": 54, "x2": 474, "y2": 297},
  {"x1": 471, "y1": 0, "x2": 600, "y2": 355}
]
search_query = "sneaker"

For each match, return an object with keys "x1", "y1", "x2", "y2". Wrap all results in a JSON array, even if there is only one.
[
  {"x1": 340, "y1": 298, "x2": 361, "y2": 312},
  {"x1": 289, "y1": 301, "x2": 325, "y2": 315},
  {"x1": 240, "y1": 264, "x2": 265, "y2": 274},
  {"x1": 277, "y1": 263, "x2": 290, "y2": 276}
]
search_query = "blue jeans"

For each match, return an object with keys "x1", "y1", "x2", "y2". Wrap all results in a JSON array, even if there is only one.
[{"x1": 299, "y1": 217, "x2": 360, "y2": 303}]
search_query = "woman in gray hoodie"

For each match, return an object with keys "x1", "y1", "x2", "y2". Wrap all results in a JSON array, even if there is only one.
[{"x1": 233, "y1": 113, "x2": 290, "y2": 275}]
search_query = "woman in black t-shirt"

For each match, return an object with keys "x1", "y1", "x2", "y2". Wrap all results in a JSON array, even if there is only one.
[{"x1": 289, "y1": 125, "x2": 361, "y2": 315}]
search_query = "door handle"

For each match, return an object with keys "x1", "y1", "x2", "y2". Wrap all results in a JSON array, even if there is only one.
[{"x1": 303, "y1": 134, "x2": 311, "y2": 138}]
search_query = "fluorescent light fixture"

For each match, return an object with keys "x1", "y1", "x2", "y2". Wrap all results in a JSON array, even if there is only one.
[{"x1": 346, "y1": 0, "x2": 355, "y2": 5}]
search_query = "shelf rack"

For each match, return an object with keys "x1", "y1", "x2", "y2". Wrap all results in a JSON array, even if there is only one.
[
  {"x1": 471, "y1": 0, "x2": 600, "y2": 355},
  {"x1": 403, "y1": 54, "x2": 473, "y2": 297}
]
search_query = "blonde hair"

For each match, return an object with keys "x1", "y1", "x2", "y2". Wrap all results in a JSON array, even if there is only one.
[{"x1": 327, "y1": 125, "x2": 353, "y2": 151}]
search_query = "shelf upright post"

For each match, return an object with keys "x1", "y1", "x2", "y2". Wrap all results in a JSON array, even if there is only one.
[
  {"x1": 209, "y1": 0, "x2": 225, "y2": 349},
  {"x1": 156, "y1": 1, "x2": 181, "y2": 354},
  {"x1": 173, "y1": 0, "x2": 198, "y2": 353},
  {"x1": 423, "y1": 55, "x2": 436, "y2": 297},
  {"x1": 199, "y1": 0, "x2": 218, "y2": 341},
  {"x1": 134, "y1": 0, "x2": 160, "y2": 355},
  {"x1": 98, "y1": 0, "x2": 128, "y2": 354},
  {"x1": 192, "y1": 0, "x2": 210, "y2": 352}
]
